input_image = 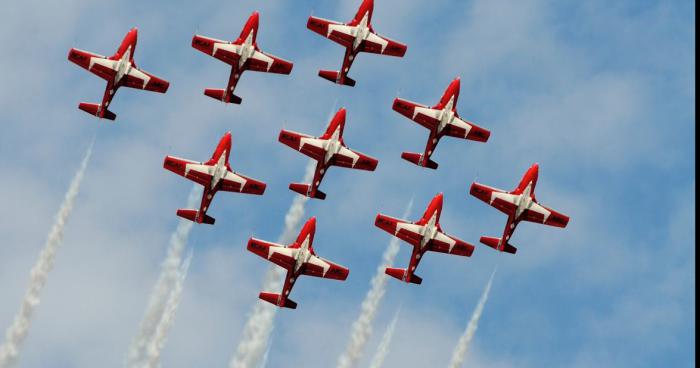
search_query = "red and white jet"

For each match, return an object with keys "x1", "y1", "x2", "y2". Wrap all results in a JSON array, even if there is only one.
[
  {"x1": 469, "y1": 163, "x2": 570, "y2": 254},
  {"x1": 375, "y1": 193, "x2": 474, "y2": 284},
  {"x1": 247, "y1": 217, "x2": 349, "y2": 309},
  {"x1": 278, "y1": 108, "x2": 379, "y2": 200},
  {"x1": 68, "y1": 28, "x2": 169, "y2": 120},
  {"x1": 192, "y1": 11, "x2": 293, "y2": 104},
  {"x1": 392, "y1": 77, "x2": 490, "y2": 169},
  {"x1": 163, "y1": 132, "x2": 266, "y2": 225},
  {"x1": 306, "y1": 0, "x2": 407, "y2": 86}
]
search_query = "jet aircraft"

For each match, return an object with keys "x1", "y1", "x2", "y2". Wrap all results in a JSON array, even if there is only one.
[
  {"x1": 163, "y1": 132, "x2": 266, "y2": 224},
  {"x1": 375, "y1": 193, "x2": 474, "y2": 284},
  {"x1": 469, "y1": 163, "x2": 570, "y2": 254},
  {"x1": 247, "y1": 217, "x2": 349, "y2": 309},
  {"x1": 192, "y1": 11, "x2": 293, "y2": 104},
  {"x1": 306, "y1": 0, "x2": 407, "y2": 86},
  {"x1": 68, "y1": 28, "x2": 169, "y2": 120}
]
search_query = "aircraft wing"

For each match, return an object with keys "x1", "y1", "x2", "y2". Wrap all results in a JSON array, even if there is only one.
[
  {"x1": 279, "y1": 130, "x2": 327, "y2": 162},
  {"x1": 375, "y1": 214, "x2": 423, "y2": 247},
  {"x1": 68, "y1": 48, "x2": 117, "y2": 81},
  {"x1": 332, "y1": 146, "x2": 378, "y2": 171},
  {"x1": 444, "y1": 116, "x2": 491, "y2": 142},
  {"x1": 522, "y1": 202, "x2": 570, "y2": 228},
  {"x1": 470, "y1": 182, "x2": 518, "y2": 215},
  {"x1": 361, "y1": 32, "x2": 407, "y2": 56},
  {"x1": 307, "y1": 16, "x2": 355, "y2": 48},
  {"x1": 429, "y1": 231, "x2": 474, "y2": 257},
  {"x1": 392, "y1": 98, "x2": 440, "y2": 130},
  {"x1": 123, "y1": 67, "x2": 170, "y2": 93},
  {"x1": 246, "y1": 50, "x2": 293, "y2": 74},
  {"x1": 247, "y1": 238, "x2": 297, "y2": 271},
  {"x1": 220, "y1": 171, "x2": 266, "y2": 195},
  {"x1": 192, "y1": 35, "x2": 242, "y2": 65},
  {"x1": 302, "y1": 255, "x2": 349, "y2": 280},
  {"x1": 163, "y1": 156, "x2": 211, "y2": 187}
]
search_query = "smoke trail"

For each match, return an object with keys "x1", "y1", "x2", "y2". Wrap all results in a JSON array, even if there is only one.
[
  {"x1": 336, "y1": 200, "x2": 413, "y2": 368},
  {"x1": 229, "y1": 161, "x2": 315, "y2": 368},
  {"x1": 0, "y1": 141, "x2": 94, "y2": 368},
  {"x1": 144, "y1": 249, "x2": 193, "y2": 367},
  {"x1": 229, "y1": 100, "x2": 338, "y2": 368},
  {"x1": 368, "y1": 309, "x2": 400, "y2": 368},
  {"x1": 447, "y1": 268, "x2": 496, "y2": 368},
  {"x1": 125, "y1": 186, "x2": 201, "y2": 367},
  {"x1": 257, "y1": 340, "x2": 272, "y2": 368}
]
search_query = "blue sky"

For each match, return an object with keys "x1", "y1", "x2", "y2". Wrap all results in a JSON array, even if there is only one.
[{"x1": 0, "y1": 0, "x2": 694, "y2": 367}]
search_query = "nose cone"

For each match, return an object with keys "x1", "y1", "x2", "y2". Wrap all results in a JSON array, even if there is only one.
[
  {"x1": 336, "y1": 107, "x2": 347, "y2": 120},
  {"x1": 220, "y1": 131, "x2": 232, "y2": 149},
  {"x1": 306, "y1": 216, "x2": 317, "y2": 235},
  {"x1": 250, "y1": 11, "x2": 260, "y2": 27},
  {"x1": 528, "y1": 163, "x2": 540, "y2": 182},
  {"x1": 434, "y1": 192, "x2": 444, "y2": 205},
  {"x1": 453, "y1": 77, "x2": 461, "y2": 89}
]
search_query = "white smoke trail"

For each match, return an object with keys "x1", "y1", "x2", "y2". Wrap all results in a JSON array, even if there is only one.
[
  {"x1": 229, "y1": 161, "x2": 315, "y2": 368},
  {"x1": 257, "y1": 340, "x2": 271, "y2": 368},
  {"x1": 144, "y1": 249, "x2": 193, "y2": 367},
  {"x1": 368, "y1": 309, "x2": 400, "y2": 368},
  {"x1": 229, "y1": 100, "x2": 339, "y2": 368},
  {"x1": 336, "y1": 200, "x2": 413, "y2": 368},
  {"x1": 0, "y1": 141, "x2": 94, "y2": 368},
  {"x1": 125, "y1": 186, "x2": 201, "y2": 368},
  {"x1": 447, "y1": 268, "x2": 496, "y2": 368}
]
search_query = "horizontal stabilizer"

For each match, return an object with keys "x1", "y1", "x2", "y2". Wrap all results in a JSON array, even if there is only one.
[
  {"x1": 385, "y1": 267, "x2": 422, "y2": 284},
  {"x1": 318, "y1": 70, "x2": 356, "y2": 87},
  {"x1": 204, "y1": 88, "x2": 242, "y2": 104},
  {"x1": 78, "y1": 102, "x2": 116, "y2": 120},
  {"x1": 480, "y1": 236, "x2": 517, "y2": 254},
  {"x1": 289, "y1": 183, "x2": 326, "y2": 200},
  {"x1": 401, "y1": 152, "x2": 438, "y2": 169},
  {"x1": 259, "y1": 292, "x2": 297, "y2": 309},
  {"x1": 176, "y1": 209, "x2": 215, "y2": 225}
]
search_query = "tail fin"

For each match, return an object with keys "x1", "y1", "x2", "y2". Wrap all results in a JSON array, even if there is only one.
[
  {"x1": 480, "y1": 236, "x2": 517, "y2": 254},
  {"x1": 385, "y1": 267, "x2": 422, "y2": 284},
  {"x1": 78, "y1": 102, "x2": 116, "y2": 120},
  {"x1": 176, "y1": 209, "x2": 215, "y2": 225},
  {"x1": 289, "y1": 183, "x2": 326, "y2": 200},
  {"x1": 259, "y1": 292, "x2": 297, "y2": 309},
  {"x1": 401, "y1": 152, "x2": 438, "y2": 169},
  {"x1": 204, "y1": 88, "x2": 242, "y2": 104},
  {"x1": 318, "y1": 70, "x2": 356, "y2": 87}
]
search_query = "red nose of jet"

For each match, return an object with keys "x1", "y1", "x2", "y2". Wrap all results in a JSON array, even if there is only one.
[
  {"x1": 336, "y1": 107, "x2": 347, "y2": 120},
  {"x1": 220, "y1": 131, "x2": 232, "y2": 149},
  {"x1": 305, "y1": 216, "x2": 317, "y2": 234},
  {"x1": 250, "y1": 11, "x2": 260, "y2": 27}
]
